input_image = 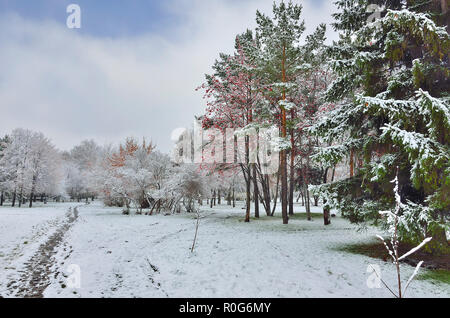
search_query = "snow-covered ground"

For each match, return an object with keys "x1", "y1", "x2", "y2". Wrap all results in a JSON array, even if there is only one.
[
  {"x1": 0, "y1": 201, "x2": 448, "y2": 298},
  {"x1": 0, "y1": 201, "x2": 80, "y2": 296}
]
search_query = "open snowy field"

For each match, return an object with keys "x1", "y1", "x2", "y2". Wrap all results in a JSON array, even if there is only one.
[{"x1": 0, "y1": 201, "x2": 448, "y2": 298}]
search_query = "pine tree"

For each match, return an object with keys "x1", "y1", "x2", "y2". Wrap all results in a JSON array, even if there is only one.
[
  {"x1": 199, "y1": 30, "x2": 268, "y2": 222},
  {"x1": 255, "y1": 1, "x2": 305, "y2": 224},
  {"x1": 310, "y1": 0, "x2": 449, "y2": 252},
  {"x1": 294, "y1": 23, "x2": 336, "y2": 222}
]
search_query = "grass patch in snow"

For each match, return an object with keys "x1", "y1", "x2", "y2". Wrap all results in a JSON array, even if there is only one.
[
  {"x1": 288, "y1": 212, "x2": 324, "y2": 220},
  {"x1": 416, "y1": 269, "x2": 450, "y2": 285},
  {"x1": 335, "y1": 241, "x2": 450, "y2": 285},
  {"x1": 233, "y1": 212, "x2": 324, "y2": 222}
]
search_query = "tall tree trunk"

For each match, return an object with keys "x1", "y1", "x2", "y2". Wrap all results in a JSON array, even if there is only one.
[
  {"x1": 245, "y1": 174, "x2": 251, "y2": 222},
  {"x1": 271, "y1": 167, "x2": 280, "y2": 216},
  {"x1": 280, "y1": 45, "x2": 289, "y2": 225},
  {"x1": 288, "y1": 151, "x2": 295, "y2": 215},
  {"x1": 261, "y1": 174, "x2": 271, "y2": 216},
  {"x1": 439, "y1": 0, "x2": 448, "y2": 13},
  {"x1": 29, "y1": 191, "x2": 34, "y2": 208},
  {"x1": 350, "y1": 149, "x2": 354, "y2": 178},
  {"x1": 253, "y1": 164, "x2": 259, "y2": 218},
  {"x1": 29, "y1": 176, "x2": 37, "y2": 208},
  {"x1": 288, "y1": 109, "x2": 296, "y2": 216},
  {"x1": 323, "y1": 205, "x2": 331, "y2": 225},
  {"x1": 232, "y1": 187, "x2": 235, "y2": 208},
  {"x1": 322, "y1": 167, "x2": 331, "y2": 225},
  {"x1": 18, "y1": 187, "x2": 23, "y2": 208},
  {"x1": 0, "y1": 191, "x2": 4, "y2": 206},
  {"x1": 12, "y1": 188, "x2": 16, "y2": 207},
  {"x1": 244, "y1": 131, "x2": 251, "y2": 222},
  {"x1": 305, "y1": 186, "x2": 311, "y2": 221},
  {"x1": 218, "y1": 189, "x2": 221, "y2": 205},
  {"x1": 210, "y1": 190, "x2": 214, "y2": 208},
  {"x1": 303, "y1": 166, "x2": 311, "y2": 221}
]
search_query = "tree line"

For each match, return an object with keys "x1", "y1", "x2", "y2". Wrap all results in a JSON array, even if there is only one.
[{"x1": 196, "y1": 0, "x2": 449, "y2": 253}]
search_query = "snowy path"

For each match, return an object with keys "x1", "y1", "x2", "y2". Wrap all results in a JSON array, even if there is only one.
[
  {"x1": 0, "y1": 202, "x2": 80, "y2": 297},
  {"x1": 12, "y1": 206, "x2": 79, "y2": 297},
  {"x1": 1, "y1": 202, "x2": 448, "y2": 298}
]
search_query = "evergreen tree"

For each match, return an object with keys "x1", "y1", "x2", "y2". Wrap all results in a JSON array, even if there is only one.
[
  {"x1": 310, "y1": 0, "x2": 449, "y2": 252},
  {"x1": 255, "y1": 0, "x2": 305, "y2": 224}
]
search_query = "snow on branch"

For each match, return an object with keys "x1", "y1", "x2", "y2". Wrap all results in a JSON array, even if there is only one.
[{"x1": 398, "y1": 237, "x2": 432, "y2": 261}]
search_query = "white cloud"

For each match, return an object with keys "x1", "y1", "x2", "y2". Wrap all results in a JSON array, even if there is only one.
[{"x1": 0, "y1": 0, "x2": 337, "y2": 152}]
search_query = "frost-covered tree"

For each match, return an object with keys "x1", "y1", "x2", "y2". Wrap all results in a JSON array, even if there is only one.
[
  {"x1": 0, "y1": 129, "x2": 34, "y2": 206},
  {"x1": 168, "y1": 164, "x2": 208, "y2": 213},
  {"x1": 66, "y1": 139, "x2": 103, "y2": 201},
  {"x1": 0, "y1": 135, "x2": 11, "y2": 206},
  {"x1": 26, "y1": 132, "x2": 61, "y2": 207},
  {"x1": 62, "y1": 159, "x2": 86, "y2": 202},
  {"x1": 0, "y1": 129, "x2": 62, "y2": 207},
  {"x1": 310, "y1": 0, "x2": 449, "y2": 252},
  {"x1": 199, "y1": 29, "x2": 269, "y2": 221},
  {"x1": 291, "y1": 23, "x2": 336, "y2": 222},
  {"x1": 97, "y1": 138, "x2": 155, "y2": 213}
]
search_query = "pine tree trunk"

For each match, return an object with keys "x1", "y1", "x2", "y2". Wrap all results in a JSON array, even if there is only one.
[
  {"x1": 261, "y1": 174, "x2": 271, "y2": 216},
  {"x1": 271, "y1": 167, "x2": 280, "y2": 216},
  {"x1": 323, "y1": 204, "x2": 331, "y2": 225},
  {"x1": 245, "y1": 175, "x2": 251, "y2": 222},
  {"x1": 218, "y1": 189, "x2": 221, "y2": 205},
  {"x1": 350, "y1": 149, "x2": 354, "y2": 178},
  {"x1": 0, "y1": 191, "x2": 3, "y2": 206},
  {"x1": 288, "y1": 152, "x2": 295, "y2": 215},
  {"x1": 244, "y1": 132, "x2": 251, "y2": 222},
  {"x1": 253, "y1": 164, "x2": 259, "y2": 218},
  {"x1": 232, "y1": 187, "x2": 235, "y2": 208},
  {"x1": 305, "y1": 186, "x2": 311, "y2": 221},
  {"x1": 439, "y1": 0, "x2": 447, "y2": 13},
  {"x1": 280, "y1": 45, "x2": 289, "y2": 225},
  {"x1": 289, "y1": 109, "x2": 296, "y2": 216},
  {"x1": 322, "y1": 167, "x2": 331, "y2": 225},
  {"x1": 303, "y1": 165, "x2": 311, "y2": 221}
]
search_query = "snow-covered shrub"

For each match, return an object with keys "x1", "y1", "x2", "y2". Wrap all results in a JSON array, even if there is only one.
[{"x1": 375, "y1": 172, "x2": 432, "y2": 298}]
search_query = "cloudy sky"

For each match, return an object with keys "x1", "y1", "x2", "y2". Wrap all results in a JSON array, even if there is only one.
[{"x1": 0, "y1": 0, "x2": 338, "y2": 153}]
